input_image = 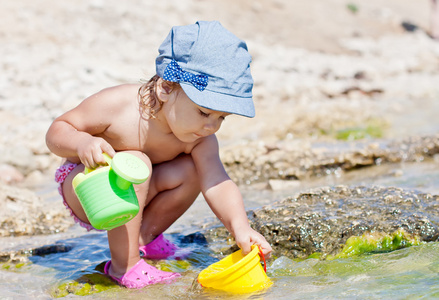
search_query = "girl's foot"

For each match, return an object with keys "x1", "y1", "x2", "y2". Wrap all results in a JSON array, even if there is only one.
[
  {"x1": 104, "y1": 259, "x2": 180, "y2": 289},
  {"x1": 139, "y1": 234, "x2": 190, "y2": 260}
]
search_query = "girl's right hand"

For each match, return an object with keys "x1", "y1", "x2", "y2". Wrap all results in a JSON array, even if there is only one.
[{"x1": 76, "y1": 136, "x2": 116, "y2": 169}]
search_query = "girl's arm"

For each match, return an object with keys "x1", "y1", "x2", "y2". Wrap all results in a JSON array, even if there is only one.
[
  {"x1": 45, "y1": 86, "x2": 127, "y2": 168},
  {"x1": 192, "y1": 135, "x2": 272, "y2": 257}
]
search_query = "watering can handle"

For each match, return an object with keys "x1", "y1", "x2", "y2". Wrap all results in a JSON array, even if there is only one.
[
  {"x1": 83, "y1": 153, "x2": 112, "y2": 174},
  {"x1": 257, "y1": 245, "x2": 267, "y2": 273}
]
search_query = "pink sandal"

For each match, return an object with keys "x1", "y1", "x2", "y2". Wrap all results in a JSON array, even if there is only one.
[
  {"x1": 139, "y1": 234, "x2": 190, "y2": 260},
  {"x1": 104, "y1": 259, "x2": 180, "y2": 289}
]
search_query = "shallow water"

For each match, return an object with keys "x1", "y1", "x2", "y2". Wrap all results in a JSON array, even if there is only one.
[
  {"x1": 1, "y1": 161, "x2": 439, "y2": 299},
  {"x1": 268, "y1": 242, "x2": 439, "y2": 299}
]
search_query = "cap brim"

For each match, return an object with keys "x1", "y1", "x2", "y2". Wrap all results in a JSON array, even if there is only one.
[{"x1": 180, "y1": 83, "x2": 255, "y2": 118}]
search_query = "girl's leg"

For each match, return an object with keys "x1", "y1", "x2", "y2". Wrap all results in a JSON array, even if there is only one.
[
  {"x1": 106, "y1": 151, "x2": 153, "y2": 278},
  {"x1": 139, "y1": 154, "x2": 200, "y2": 246},
  {"x1": 61, "y1": 163, "x2": 88, "y2": 222},
  {"x1": 60, "y1": 151, "x2": 152, "y2": 278}
]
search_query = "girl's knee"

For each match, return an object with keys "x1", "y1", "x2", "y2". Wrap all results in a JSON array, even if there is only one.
[
  {"x1": 177, "y1": 155, "x2": 199, "y2": 182},
  {"x1": 151, "y1": 154, "x2": 199, "y2": 193}
]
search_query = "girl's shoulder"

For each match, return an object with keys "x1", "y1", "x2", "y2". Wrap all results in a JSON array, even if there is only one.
[
  {"x1": 87, "y1": 83, "x2": 142, "y2": 108},
  {"x1": 99, "y1": 83, "x2": 142, "y2": 98}
]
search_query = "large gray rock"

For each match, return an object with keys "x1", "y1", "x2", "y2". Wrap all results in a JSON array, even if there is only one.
[{"x1": 204, "y1": 185, "x2": 439, "y2": 259}]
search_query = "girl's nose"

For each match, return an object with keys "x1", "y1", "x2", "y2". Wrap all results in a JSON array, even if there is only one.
[{"x1": 204, "y1": 119, "x2": 220, "y2": 132}]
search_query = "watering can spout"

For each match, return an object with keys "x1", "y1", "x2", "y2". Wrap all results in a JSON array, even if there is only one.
[{"x1": 115, "y1": 176, "x2": 131, "y2": 190}]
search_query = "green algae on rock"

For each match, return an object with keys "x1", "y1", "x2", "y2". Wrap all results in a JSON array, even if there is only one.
[
  {"x1": 51, "y1": 273, "x2": 117, "y2": 298},
  {"x1": 1, "y1": 261, "x2": 31, "y2": 271},
  {"x1": 335, "y1": 125, "x2": 383, "y2": 141},
  {"x1": 328, "y1": 229, "x2": 421, "y2": 260},
  {"x1": 157, "y1": 259, "x2": 191, "y2": 273}
]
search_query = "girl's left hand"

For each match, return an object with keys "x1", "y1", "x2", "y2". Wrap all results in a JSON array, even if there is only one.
[{"x1": 235, "y1": 228, "x2": 272, "y2": 259}]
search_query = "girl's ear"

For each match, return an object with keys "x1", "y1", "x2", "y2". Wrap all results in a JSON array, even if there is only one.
[{"x1": 156, "y1": 78, "x2": 174, "y2": 102}]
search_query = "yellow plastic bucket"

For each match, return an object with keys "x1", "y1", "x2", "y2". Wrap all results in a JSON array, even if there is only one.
[{"x1": 198, "y1": 245, "x2": 272, "y2": 294}]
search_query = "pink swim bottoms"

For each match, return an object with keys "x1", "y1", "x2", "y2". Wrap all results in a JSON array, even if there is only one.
[{"x1": 55, "y1": 163, "x2": 102, "y2": 231}]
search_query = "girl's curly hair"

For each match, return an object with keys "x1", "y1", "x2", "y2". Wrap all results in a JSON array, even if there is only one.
[{"x1": 138, "y1": 75, "x2": 180, "y2": 119}]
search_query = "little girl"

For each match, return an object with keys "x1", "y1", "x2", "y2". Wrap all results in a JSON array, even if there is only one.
[{"x1": 46, "y1": 21, "x2": 272, "y2": 289}]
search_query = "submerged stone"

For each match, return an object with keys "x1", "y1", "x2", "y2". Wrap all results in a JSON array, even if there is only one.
[
  {"x1": 50, "y1": 273, "x2": 117, "y2": 298},
  {"x1": 158, "y1": 259, "x2": 192, "y2": 273},
  {"x1": 0, "y1": 243, "x2": 72, "y2": 263},
  {"x1": 1, "y1": 261, "x2": 31, "y2": 271}
]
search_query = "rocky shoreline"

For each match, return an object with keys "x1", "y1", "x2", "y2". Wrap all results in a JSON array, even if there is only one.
[
  {"x1": 0, "y1": 185, "x2": 73, "y2": 238},
  {"x1": 1, "y1": 133, "x2": 438, "y2": 237},
  {"x1": 1, "y1": 133, "x2": 439, "y2": 263},
  {"x1": 1, "y1": 0, "x2": 439, "y2": 268},
  {"x1": 221, "y1": 133, "x2": 439, "y2": 185}
]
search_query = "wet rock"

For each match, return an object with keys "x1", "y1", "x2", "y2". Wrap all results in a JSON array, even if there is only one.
[
  {"x1": 0, "y1": 251, "x2": 30, "y2": 264},
  {"x1": 0, "y1": 243, "x2": 72, "y2": 263},
  {"x1": 180, "y1": 232, "x2": 208, "y2": 246},
  {"x1": 222, "y1": 134, "x2": 439, "y2": 185},
  {"x1": 0, "y1": 184, "x2": 73, "y2": 237},
  {"x1": 50, "y1": 273, "x2": 117, "y2": 297},
  {"x1": 30, "y1": 244, "x2": 73, "y2": 256},
  {"x1": 203, "y1": 185, "x2": 439, "y2": 259}
]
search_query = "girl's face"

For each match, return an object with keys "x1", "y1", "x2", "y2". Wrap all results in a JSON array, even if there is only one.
[{"x1": 162, "y1": 88, "x2": 229, "y2": 143}]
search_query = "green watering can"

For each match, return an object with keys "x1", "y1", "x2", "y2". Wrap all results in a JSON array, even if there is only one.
[{"x1": 72, "y1": 153, "x2": 149, "y2": 230}]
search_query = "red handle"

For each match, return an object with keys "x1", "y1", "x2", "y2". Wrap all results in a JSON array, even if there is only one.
[{"x1": 257, "y1": 245, "x2": 267, "y2": 273}]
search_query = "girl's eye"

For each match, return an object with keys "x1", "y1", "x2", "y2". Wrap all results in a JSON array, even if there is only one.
[{"x1": 199, "y1": 110, "x2": 209, "y2": 117}]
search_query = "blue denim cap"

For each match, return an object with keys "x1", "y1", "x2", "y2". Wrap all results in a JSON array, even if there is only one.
[{"x1": 156, "y1": 21, "x2": 255, "y2": 118}]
